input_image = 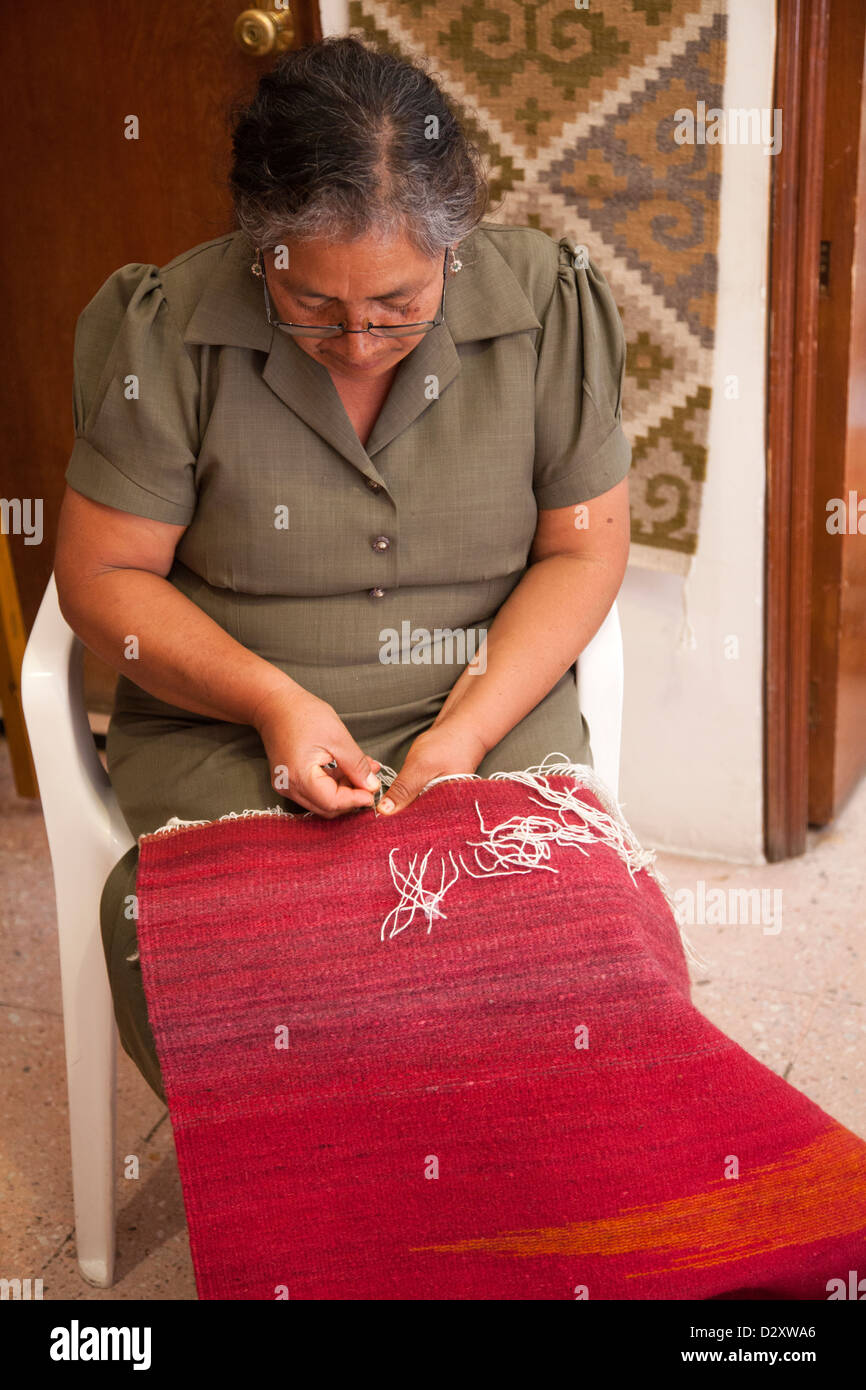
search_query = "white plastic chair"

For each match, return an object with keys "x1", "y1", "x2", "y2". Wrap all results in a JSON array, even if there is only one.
[
  {"x1": 20, "y1": 570, "x2": 623, "y2": 1288},
  {"x1": 576, "y1": 600, "x2": 623, "y2": 800},
  {"x1": 21, "y1": 573, "x2": 132, "y2": 1287}
]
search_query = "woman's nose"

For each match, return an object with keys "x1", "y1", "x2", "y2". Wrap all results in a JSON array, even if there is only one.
[{"x1": 328, "y1": 330, "x2": 389, "y2": 362}]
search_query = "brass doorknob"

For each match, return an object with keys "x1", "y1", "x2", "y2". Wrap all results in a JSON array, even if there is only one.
[{"x1": 234, "y1": 6, "x2": 295, "y2": 56}]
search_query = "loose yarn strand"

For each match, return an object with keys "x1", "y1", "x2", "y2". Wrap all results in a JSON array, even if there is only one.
[
  {"x1": 380, "y1": 754, "x2": 708, "y2": 970},
  {"x1": 380, "y1": 846, "x2": 460, "y2": 941}
]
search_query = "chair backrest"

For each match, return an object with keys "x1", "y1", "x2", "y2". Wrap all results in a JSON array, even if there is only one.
[
  {"x1": 20, "y1": 573, "x2": 135, "y2": 884},
  {"x1": 575, "y1": 600, "x2": 624, "y2": 799}
]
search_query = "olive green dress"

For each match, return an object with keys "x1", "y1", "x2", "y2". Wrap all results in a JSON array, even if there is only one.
[{"x1": 65, "y1": 220, "x2": 632, "y2": 1100}]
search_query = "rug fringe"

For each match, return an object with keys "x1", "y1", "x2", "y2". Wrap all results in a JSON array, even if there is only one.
[
  {"x1": 145, "y1": 805, "x2": 308, "y2": 837},
  {"x1": 142, "y1": 755, "x2": 707, "y2": 970},
  {"x1": 376, "y1": 754, "x2": 708, "y2": 969}
]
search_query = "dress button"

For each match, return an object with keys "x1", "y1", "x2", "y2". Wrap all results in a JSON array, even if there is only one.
[
  {"x1": 371, "y1": 535, "x2": 391, "y2": 552},
  {"x1": 369, "y1": 587, "x2": 386, "y2": 599},
  {"x1": 366, "y1": 478, "x2": 382, "y2": 492}
]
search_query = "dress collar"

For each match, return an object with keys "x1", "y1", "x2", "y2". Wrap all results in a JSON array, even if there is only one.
[{"x1": 182, "y1": 225, "x2": 541, "y2": 482}]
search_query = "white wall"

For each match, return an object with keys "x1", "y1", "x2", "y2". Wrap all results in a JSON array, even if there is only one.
[
  {"x1": 320, "y1": 0, "x2": 776, "y2": 863},
  {"x1": 619, "y1": 0, "x2": 775, "y2": 863}
]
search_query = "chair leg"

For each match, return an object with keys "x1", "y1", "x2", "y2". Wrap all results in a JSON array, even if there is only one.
[{"x1": 58, "y1": 920, "x2": 117, "y2": 1287}]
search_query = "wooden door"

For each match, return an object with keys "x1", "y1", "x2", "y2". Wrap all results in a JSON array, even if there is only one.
[
  {"x1": 766, "y1": 0, "x2": 866, "y2": 856},
  {"x1": 809, "y1": 0, "x2": 866, "y2": 825},
  {"x1": 0, "y1": 0, "x2": 321, "y2": 713}
]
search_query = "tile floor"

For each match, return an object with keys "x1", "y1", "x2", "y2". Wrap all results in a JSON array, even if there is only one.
[{"x1": 1, "y1": 737, "x2": 863, "y2": 1300}]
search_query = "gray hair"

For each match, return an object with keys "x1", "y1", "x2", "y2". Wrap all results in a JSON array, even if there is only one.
[{"x1": 227, "y1": 35, "x2": 490, "y2": 257}]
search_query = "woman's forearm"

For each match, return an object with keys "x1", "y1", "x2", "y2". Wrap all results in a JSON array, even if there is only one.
[
  {"x1": 433, "y1": 553, "x2": 622, "y2": 754},
  {"x1": 59, "y1": 567, "x2": 298, "y2": 727}
]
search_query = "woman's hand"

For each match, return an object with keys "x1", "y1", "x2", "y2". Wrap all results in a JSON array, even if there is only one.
[
  {"x1": 253, "y1": 684, "x2": 381, "y2": 819},
  {"x1": 377, "y1": 718, "x2": 487, "y2": 816}
]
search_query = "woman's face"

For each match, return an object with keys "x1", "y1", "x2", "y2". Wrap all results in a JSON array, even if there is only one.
[{"x1": 261, "y1": 232, "x2": 450, "y2": 383}]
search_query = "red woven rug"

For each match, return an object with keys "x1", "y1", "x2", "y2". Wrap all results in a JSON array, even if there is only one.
[{"x1": 135, "y1": 768, "x2": 866, "y2": 1300}]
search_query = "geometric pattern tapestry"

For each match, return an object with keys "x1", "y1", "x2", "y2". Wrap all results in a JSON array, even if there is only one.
[{"x1": 348, "y1": 0, "x2": 728, "y2": 573}]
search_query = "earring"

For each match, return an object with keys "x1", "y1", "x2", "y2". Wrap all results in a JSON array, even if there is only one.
[
  {"x1": 449, "y1": 248, "x2": 463, "y2": 274},
  {"x1": 250, "y1": 255, "x2": 263, "y2": 278}
]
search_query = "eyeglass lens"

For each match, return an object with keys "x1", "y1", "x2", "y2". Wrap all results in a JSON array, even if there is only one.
[{"x1": 261, "y1": 249, "x2": 448, "y2": 337}]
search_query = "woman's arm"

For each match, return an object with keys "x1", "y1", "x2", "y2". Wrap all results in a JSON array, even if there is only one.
[
  {"x1": 54, "y1": 487, "x2": 380, "y2": 816},
  {"x1": 56, "y1": 487, "x2": 294, "y2": 725},
  {"x1": 377, "y1": 476, "x2": 630, "y2": 814}
]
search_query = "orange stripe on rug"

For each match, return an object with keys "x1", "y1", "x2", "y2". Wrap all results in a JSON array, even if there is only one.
[{"x1": 411, "y1": 1125, "x2": 866, "y2": 1275}]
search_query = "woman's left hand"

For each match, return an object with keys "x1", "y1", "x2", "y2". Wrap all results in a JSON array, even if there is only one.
[{"x1": 377, "y1": 718, "x2": 487, "y2": 816}]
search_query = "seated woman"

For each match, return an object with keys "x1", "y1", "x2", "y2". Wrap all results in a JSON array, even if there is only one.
[{"x1": 54, "y1": 35, "x2": 631, "y2": 1103}]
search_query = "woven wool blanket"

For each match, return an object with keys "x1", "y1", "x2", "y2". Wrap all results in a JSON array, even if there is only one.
[
  {"x1": 348, "y1": 0, "x2": 728, "y2": 574},
  {"x1": 135, "y1": 762, "x2": 866, "y2": 1300}
]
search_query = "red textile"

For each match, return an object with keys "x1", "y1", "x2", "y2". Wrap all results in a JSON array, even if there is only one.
[{"x1": 136, "y1": 778, "x2": 866, "y2": 1300}]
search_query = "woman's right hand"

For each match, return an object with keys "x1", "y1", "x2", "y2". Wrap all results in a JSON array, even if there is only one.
[{"x1": 252, "y1": 683, "x2": 381, "y2": 819}]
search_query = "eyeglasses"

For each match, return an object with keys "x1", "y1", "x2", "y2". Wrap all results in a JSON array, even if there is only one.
[{"x1": 254, "y1": 246, "x2": 449, "y2": 338}]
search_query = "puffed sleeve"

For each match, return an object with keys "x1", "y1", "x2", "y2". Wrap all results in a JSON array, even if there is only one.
[
  {"x1": 65, "y1": 263, "x2": 200, "y2": 524},
  {"x1": 533, "y1": 237, "x2": 631, "y2": 509}
]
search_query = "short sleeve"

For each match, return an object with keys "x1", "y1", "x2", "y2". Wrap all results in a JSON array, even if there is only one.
[
  {"x1": 65, "y1": 262, "x2": 200, "y2": 524},
  {"x1": 533, "y1": 237, "x2": 631, "y2": 509}
]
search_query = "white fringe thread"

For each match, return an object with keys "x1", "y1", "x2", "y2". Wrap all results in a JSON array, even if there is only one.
[
  {"x1": 374, "y1": 755, "x2": 707, "y2": 968},
  {"x1": 136, "y1": 754, "x2": 707, "y2": 969}
]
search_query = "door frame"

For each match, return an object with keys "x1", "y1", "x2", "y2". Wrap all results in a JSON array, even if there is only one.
[{"x1": 765, "y1": 0, "x2": 831, "y2": 860}]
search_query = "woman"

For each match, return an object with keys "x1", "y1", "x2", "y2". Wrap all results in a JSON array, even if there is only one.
[{"x1": 54, "y1": 36, "x2": 631, "y2": 1103}]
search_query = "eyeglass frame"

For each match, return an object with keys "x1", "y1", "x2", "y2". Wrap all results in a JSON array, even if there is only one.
[{"x1": 254, "y1": 245, "x2": 451, "y2": 338}]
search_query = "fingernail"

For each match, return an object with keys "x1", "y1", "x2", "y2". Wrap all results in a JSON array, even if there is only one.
[
  {"x1": 378, "y1": 798, "x2": 394, "y2": 814},
  {"x1": 365, "y1": 773, "x2": 380, "y2": 791}
]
